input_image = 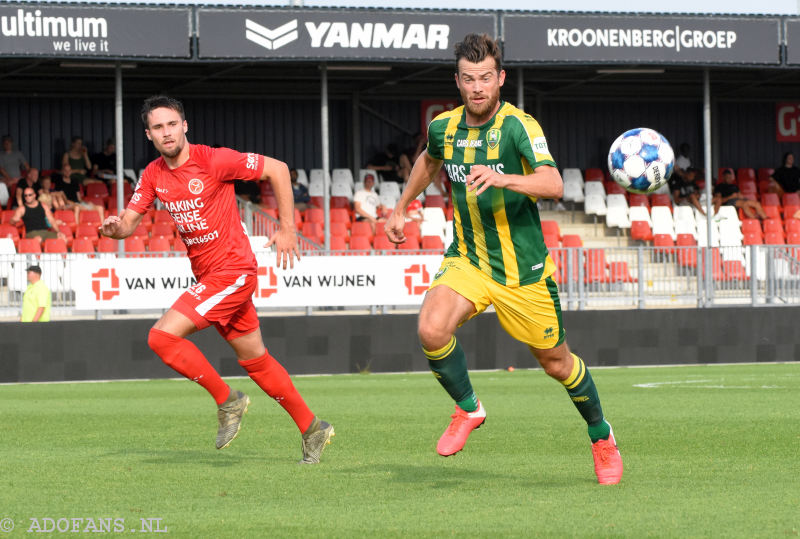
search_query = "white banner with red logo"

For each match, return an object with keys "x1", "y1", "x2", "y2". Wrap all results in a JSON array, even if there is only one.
[{"x1": 72, "y1": 255, "x2": 443, "y2": 310}]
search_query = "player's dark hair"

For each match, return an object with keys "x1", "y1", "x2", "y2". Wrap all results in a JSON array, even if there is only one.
[
  {"x1": 454, "y1": 33, "x2": 502, "y2": 73},
  {"x1": 782, "y1": 151, "x2": 794, "y2": 166},
  {"x1": 141, "y1": 95, "x2": 185, "y2": 127}
]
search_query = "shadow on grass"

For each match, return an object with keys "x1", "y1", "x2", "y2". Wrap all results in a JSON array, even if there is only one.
[{"x1": 100, "y1": 448, "x2": 260, "y2": 467}]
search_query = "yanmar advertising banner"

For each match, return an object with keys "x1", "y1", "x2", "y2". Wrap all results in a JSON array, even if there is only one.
[
  {"x1": 72, "y1": 255, "x2": 442, "y2": 310},
  {"x1": 197, "y1": 9, "x2": 496, "y2": 60},
  {"x1": 502, "y1": 15, "x2": 781, "y2": 65},
  {"x1": 0, "y1": 4, "x2": 191, "y2": 57}
]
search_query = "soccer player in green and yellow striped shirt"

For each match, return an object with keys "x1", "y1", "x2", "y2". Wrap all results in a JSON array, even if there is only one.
[{"x1": 385, "y1": 33, "x2": 622, "y2": 485}]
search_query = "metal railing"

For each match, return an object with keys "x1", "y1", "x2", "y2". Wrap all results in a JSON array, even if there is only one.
[{"x1": 1, "y1": 244, "x2": 799, "y2": 320}]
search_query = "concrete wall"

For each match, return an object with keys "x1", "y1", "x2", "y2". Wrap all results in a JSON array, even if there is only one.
[{"x1": 1, "y1": 307, "x2": 797, "y2": 383}]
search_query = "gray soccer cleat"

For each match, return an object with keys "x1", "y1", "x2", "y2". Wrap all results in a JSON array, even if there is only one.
[
  {"x1": 299, "y1": 417, "x2": 335, "y2": 464},
  {"x1": 216, "y1": 390, "x2": 250, "y2": 450}
]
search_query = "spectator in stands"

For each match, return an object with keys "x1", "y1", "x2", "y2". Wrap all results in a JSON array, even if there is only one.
[
  {"x1": 91, "y1": 138, "x2": 117, "y2": 183},
  {"x1": 399, "y1": 133, "x2": 426, "y2": 184},
  {"x1": 61, "y1": 136, "x2": 95, "y2": 185},
  {"x1": 290, "y1": 168, "x2": 309, "y2": 211},
  {"x1": 670, "y1": 167, "x2": 705, "y2": 215},
  {"x1": 674, "y1": 142, "x2": 692, "y2": 180},
  {"x1": 13, "y1": 167, "x2": 40, "y2": 209},
  {"x1": 769, "y1": 152, "x2": 800, "y2": 196},
  {"x1": 367, "y1": 143, "x2": 403, "y2": 183},
  {"x1": 353, "y1": 173, "x2": 386, "y2": 233},
  {"x1": 713, "y1": 168, "x2": 767, "y2": 219},
  {"x1": 10, "y1": 186, "x2": 65, "y2": 241},
  {"x1": 0, "y1": 135, "x2": 29, "y2": 188},
  {"x1": 37, "y1": 174, "x2": 66, "y2": 211},
  {"x1": 55, "y1": 163, "x2": 105, "y2": 223},
  {"x1": 21, "y1": 265, "x2": 51, "y2": 323}
]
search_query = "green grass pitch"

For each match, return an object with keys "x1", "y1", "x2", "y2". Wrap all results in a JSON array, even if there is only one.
[{"x1": 1, "y1": 363, "x2": 798, "y2": 537}]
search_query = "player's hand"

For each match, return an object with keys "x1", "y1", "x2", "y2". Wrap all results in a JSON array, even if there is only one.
[
  {"x1": 466, "y1": 165, "x2": 508, "y2": 195},
  {"x1": 384, "y1": 210, "x2": 406, "y2": 244},
  {"x1": 100, "y1": 215, "x2": 121, "y2": 238},
  {"x1": 266, "y1": 226, "x2": 300, "y2": 270}
]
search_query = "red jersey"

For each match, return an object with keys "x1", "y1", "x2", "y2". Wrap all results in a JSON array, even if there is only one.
[{"x1": 128, "y1": 143, "x2": 265, "y2": 280}]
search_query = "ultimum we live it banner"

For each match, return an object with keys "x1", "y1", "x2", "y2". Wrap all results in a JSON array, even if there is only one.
[{"x1": 72, "y1": 255, "x2": 443, "y2": 310}]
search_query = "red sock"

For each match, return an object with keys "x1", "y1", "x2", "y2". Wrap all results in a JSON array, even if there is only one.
[
  {"x1": 239, "y1": 352, "x2": 314, "y2": 432},
  {"x1": 148, "y1": 328, "x2": 230, "y2": 405}
]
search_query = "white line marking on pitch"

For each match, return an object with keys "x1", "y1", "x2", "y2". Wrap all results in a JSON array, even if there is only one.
[{"x1": 634, "y1": 380, "x2": 783, "y2": 389}]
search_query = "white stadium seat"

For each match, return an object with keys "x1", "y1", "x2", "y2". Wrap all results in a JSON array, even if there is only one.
[
  {"x1": 562, "y1": 176, "x2": 584, "y2": 203},
  {"x1": 295, "y1": 169, "x2": 309, "y2": 186},
  {"x1": 331, "y1": 168, "x2": 354, "y2": 187},
  {"x1": 584, "y1": 193, "x2": 607, "y2": 216},
  {"x1": 651, "y1": 206, "x2": 675, "y2": 240},
  {"x1": 584, "y1": 181, "x2": 606, "y2": 199},
  {"x1": 628, "y1": 205, "x2": 652, "y2": 227},
  {"x1": 562, "y1": 168, "x2": 584, "y2": 185}
]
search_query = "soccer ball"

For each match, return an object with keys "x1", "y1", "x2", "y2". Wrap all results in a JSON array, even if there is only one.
[{"x1": 607, "y1": 128, "x2": 674, "y2": 194}]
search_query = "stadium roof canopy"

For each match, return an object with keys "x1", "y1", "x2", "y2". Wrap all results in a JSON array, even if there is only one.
[{"x1": 1, "y1": 3, "x2": 799, "y2": 100}]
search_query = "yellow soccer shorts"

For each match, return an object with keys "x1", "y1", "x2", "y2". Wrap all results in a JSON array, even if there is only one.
[{"x1": 429, "y1": 256, "x2": 566, "y2": 349}]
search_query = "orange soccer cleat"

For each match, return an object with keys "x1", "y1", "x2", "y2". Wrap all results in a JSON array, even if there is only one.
[
  {"x1": 591, "y1": 429, "x2": 623, "y2": 485},
  {"x1": 436, "y1": 401, "x2": 486, "y2": 456}
]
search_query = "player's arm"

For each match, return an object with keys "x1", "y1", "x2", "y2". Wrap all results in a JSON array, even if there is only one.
[
  {"x1": 100, "y1": 209, "x2": 144, "y2": 239},
  {"x1": 385, "y1": 152, "x2": 442, "y2": 243},
  {"x1": 260, "y1": 156, "x2": 300, "y2": 269},
  {"x1": 466, "y1": 164, "x2": 563, "y2": 199}
]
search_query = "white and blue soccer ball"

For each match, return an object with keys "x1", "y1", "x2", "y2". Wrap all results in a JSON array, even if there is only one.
[{"x1": 607, "y1": 128, "x2": 674, "y2": 194}]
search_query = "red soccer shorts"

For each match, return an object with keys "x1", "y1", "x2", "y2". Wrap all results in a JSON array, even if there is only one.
[{"x1": 173, "y1": 273, "x2": 260, "y2": 341}]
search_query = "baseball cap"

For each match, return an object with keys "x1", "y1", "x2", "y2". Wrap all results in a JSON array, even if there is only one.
[{"x1": 26, "y1": 265, "x2": 41, "y2": 274}]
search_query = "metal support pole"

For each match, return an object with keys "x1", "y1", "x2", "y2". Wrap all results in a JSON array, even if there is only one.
[
  {"x1": 637, "y1": 246, "x2": 645, "y2": 309},
  {"x1": 115, "y1": 63, "x2": 125, "y2": 256},
  {"x1": 352, "y1": 92, "x2": 361, "y2": 186},
  {"x1": 750, "y1": 244, "x2": 758, "y2": 305},
  {"x1": 321, "y1": 63, "x2": 331, "y2": 250},
  {"x1": 516, "y1": 68, "x2": 524, "y2": 111},
  {"x1": 703, "y1": 69, "x2": 713, "y2": 307}
]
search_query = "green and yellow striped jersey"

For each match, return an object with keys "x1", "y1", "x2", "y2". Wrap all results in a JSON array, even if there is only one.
[{"x1": 427, "y1": 101, "x2": 557, "y2": 287}]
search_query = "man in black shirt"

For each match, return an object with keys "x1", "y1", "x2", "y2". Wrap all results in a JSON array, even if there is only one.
[
  {"x1": 10, "y1": 186, "x2": 65, "y2": 241},
  {"x1": 55, "y1": 164, "x2": 105, "y2": 223},
  {"x1": 769, "y1": 152, "x2": 800, "y2": 196},
  {"x1": 714, "y1": 169, "x2": 767, "y2": 219}
]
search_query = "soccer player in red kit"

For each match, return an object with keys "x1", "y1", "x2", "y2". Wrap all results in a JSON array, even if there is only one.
[{"x1": 100, "y1": 95, "x2": 333, "y2": 464}]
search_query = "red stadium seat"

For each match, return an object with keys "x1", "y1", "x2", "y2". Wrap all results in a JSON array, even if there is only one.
[
  {"x1": 764, "y1": 231, "x2": 785, "y2": 245},
  {"x1": 0, "y1": 224, "x2": 20, "y2": 242},
  {"x1": 630, "y1": 220, "x2": 653, "y2": 242},
  {"x1": 329, "y1": 221, "x2": 348, "y2": 238},
  {"x1": 424, "y1": 195, "x2": 446, "y2": 209},
  {"x1": 330, "y1": 196, "x2": 351, "y2": 210},
  {"x1": 124, "y1": 237, "x2": 147, "y2": 253},
  {"x1": 649, "y1": 194, "x2": 672, "y2": 209},
  {"x1": 676, "y1": 234, "x2": 696, "y2": 246},
  {"x1": 329, "y1": 236, "x2": 348, "y2": 252},
  {"x1": 147, "y1": 236, "x2": 171, "y2": 253},
  {"x1": 43, "y1": 238, "x2": 67, "y2": 253},
  {"x1": 742, "y1": 230, "x2": 763, "y2": 245},
  {"x1": 628, "y1": 194, "x2": 650, "y2": 208},
  {"x1": 722, "y1": 260, "x2": 748, "y2": 281},
  {"x1": 54, "y1": 210, "x2": 76, "y2": 232},
  {"x1": 348, "y1": 235, "x2": 371, "y2": 251},
  {"x1": 541, "y1": 220, "x2": 561, "y2": 240},
  {"x1": 608, "y1": 261, "x2": 635, "y2": 283},
  {"x1": 97, "y1": 236, "x2": 118, "y2": 253},
  {"x1": 85, "y1": 183, "x2": 109, "y2": 199},
  {"x1": 153, "y1": 209, "x2": 172, "y2": 223},
  {"x1": 757, "y1": 168, "x2": 774, "y2": 183},
  {"x1": 760, "y1": 193, "x2": 780, "y2": 207},
  {"x1": 653, "y1": 234, "x2": 675, "y2": 255},
  {"x1": 150, "y1": 222, "x2": 175, "y2": 239},
  {"x1": 584, "y1": 168, "x2": 604, "y2": 182},
  {"x1": 403, "y1": 221, "x2": 420, "y2": 239},
  {"x1": 305, "y1": 208, "x2": 324, "y2": 224},
  {"x1": 397, "y1": 236, "x2": 420, "y2": 251},
  {"x1": 301, "y1": 222, "x2": 324, "y2": 244},
  {"x1": 421, "y1": 235, "x2": 445, "y2": 251},
  {"x1": 561, "y1": 234, "x2": 583, "y2": 247},
  {"x1": 543, "y1": 234, "x2": 560, "y2": 249},
  {"x1": 736, "y1": 168, "x2": 756, "y2": 184},
  {"x1": 1, "y1": 209, "x2": 14, "y2": 225},
  {"x1": 350, "y1": 220, "x2": 374, "y2": 241},
  {"x1": 172, "y1": 238, "x2": 187, "y2": 253},
  {"x1": 75, "y1": 224, "x2": 99, "y2": 245},
  {"x1": 18, "y1": 238, "x2": 41, "y2": 253},
  {"x1": 70, "y1": 237, "x2": 95, "y2": 254},
  {"x1": 584, "y1": 249, "x2": 609, "y2": 284},
  {"x1": 261, "y1": 195, "x2": 278, "y2": 209},
  {"x1": 373, "y1": 234, "x2": 397, "y2": 251}
]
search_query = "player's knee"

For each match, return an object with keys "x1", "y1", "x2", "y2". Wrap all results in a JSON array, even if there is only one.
[
  {"x1": 148, "y1": 327, "x2": 180, "y2": 366},
  {"x1": 417, "y1": 323, "x2": 451, "y2": 352},
  {"x1": 530, "y1": 345, "x2": 572, "y2": 380}
]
